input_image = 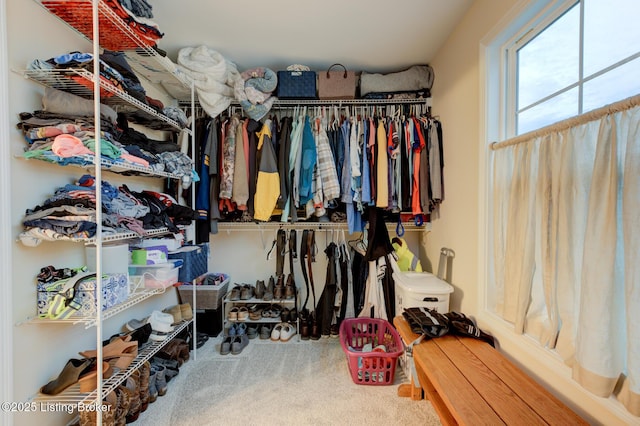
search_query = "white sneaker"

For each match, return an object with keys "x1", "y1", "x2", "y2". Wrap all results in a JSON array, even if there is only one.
[
  {"x1": 279, "y1": 323, "x2": 297, "y2": 342},
  {"x1": 270, "y1": 323, "x2": 284, "y2": 341},
  {"x1": 147, "y1": 310, "x2": 174, "y2": 334},
  {"x1": 149, "y1": 329, "x2": 171, "y2": 342}
]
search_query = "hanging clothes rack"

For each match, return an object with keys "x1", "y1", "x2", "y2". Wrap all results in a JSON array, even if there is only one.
[
  {"x1": 185, "y1": 96, "x2": 438, "y2": 236},
  {"x1": 179, "y1": 98, "x2": 432, "y2": 118}
]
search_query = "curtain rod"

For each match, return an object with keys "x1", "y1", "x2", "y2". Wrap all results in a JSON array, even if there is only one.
[{"x1": 490, "y1": 93, "x2": 640, "y2": 151}]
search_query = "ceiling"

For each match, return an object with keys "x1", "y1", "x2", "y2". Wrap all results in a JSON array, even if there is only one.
[{"x1": 152, "y1": 0, "x2": 475, "y2": 74}]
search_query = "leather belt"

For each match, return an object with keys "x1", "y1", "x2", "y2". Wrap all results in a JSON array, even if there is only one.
[{"x1": 299, "y1": 229, "x2": 316, "y2": 312}]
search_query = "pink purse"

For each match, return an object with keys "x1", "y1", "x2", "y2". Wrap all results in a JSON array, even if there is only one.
[{"x1": 318, "y1": 64, "x2": 357, "y2": 99}]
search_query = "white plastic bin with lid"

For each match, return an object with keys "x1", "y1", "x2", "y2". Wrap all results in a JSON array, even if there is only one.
[{"x1": 394, "y1": 271, "x2": 454, "y2": 314}]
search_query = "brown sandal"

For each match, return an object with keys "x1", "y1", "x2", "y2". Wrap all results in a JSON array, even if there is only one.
[
  {"x1": 79, "y1": 336, "x2": 138, "y2": 370},
  {"x1": 78, "y1": 360, "x2": 112, "y2": 393}
]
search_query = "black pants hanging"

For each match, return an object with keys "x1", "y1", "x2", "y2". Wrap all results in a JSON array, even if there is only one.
[
  {"x1": 338, "y1": 247, "x2": 349, "y2": 325},
  {"x1": 316, "y1": 242, "x2": 338, "y2": 336},
  {"x1": 351, "y1": 248, "x2": 367, "y2": 316}
]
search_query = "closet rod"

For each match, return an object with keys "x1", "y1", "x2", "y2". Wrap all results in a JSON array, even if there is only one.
[
  {"x1": 215, "y1": 222, "x2": 430, "y2": 232},
  {"x1": 243, "y1": 98, "x2": 431, "y2": 107},
  {"x1": 179, "y1": 98, "x2": 431, "y2": 109}
]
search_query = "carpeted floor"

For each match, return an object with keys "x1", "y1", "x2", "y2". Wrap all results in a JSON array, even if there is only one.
[{"x1": 137, "y1": 335, "x2": 441, "y2": 426}]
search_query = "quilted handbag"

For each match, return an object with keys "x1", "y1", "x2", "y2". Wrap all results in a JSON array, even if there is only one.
[
  {"x1": 318, "y1": 64, "x2": 357, "y2": 99},
  {"x1": 276, "y1": 70, "x2": 317, "y2": 99},
  {"x1": 168, "y1": 243, "x2": 209, "y2": 283}
]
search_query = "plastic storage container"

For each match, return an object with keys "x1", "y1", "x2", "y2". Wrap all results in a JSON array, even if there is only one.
[
  {"x1": 339, "y1": 318, "x2": 404, "y2": 385},
  {"x1": 394, "y1": 272, "x2": 454, "y2": 314},
  {"x1": 129, "y1": 260, "x2": 182, "y2": 289},
  {"x1": 85, "y1": 243, "x2": 129, "y2": 276}
]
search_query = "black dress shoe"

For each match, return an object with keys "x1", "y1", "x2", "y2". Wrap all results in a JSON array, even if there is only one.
[{"x1": 129, "y1": 323, "x2": 153, "y2": 346}]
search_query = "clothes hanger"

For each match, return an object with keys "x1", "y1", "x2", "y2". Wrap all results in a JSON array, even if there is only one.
[
  {"x1": 339, "y1": 229, "x2": 351, "y2": 262},
  {"x1": 347, "y1": 233, "x2": 367, "y2": 255}
]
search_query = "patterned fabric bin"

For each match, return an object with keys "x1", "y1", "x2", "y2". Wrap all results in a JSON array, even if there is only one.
[
  {"x1": 37, "y1": 273, "x2": 129, "y2": 317},
  {"x1": 168, "y1": 243, "x2": 209, "y2": 283}
]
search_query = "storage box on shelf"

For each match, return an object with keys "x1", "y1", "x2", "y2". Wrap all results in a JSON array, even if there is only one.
[
  {"x1": 85, "y1": 243, "x2": 130, "y2": 276},
  {"x1": 177, "y1": 273, "x2": 229, "y2": 310},
  {"x1": 37, "y1": 273, "x2": 129, "y2": 318},
  {"x1": 168, "y1": 244, "x2": 209, "y2": 283},
  {"x1": 131, "y1": 245, "x2": 169, "y2": 265},
  {"x1": 138, "y1": 236, "x2": 183, "y2": 252},
  {"x1": 129, "y1": 260, "x2": 182, "y2": 290}
]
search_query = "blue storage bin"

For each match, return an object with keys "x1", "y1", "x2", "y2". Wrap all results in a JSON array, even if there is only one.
[{"x1": 168, "y1": 243, "x2": 209, "y2": 283}]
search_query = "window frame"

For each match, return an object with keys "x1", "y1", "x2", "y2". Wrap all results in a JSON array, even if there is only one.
[
  {"x1": 504, "y1": 0, "x2": 579, "y2": 137},
  {"x1": 503, "y1": 0, "x2": 640, "y2": 137}
]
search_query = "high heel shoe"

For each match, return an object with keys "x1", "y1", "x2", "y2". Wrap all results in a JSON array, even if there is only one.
[
  {"x1": 78, "y1": 360, "x2": 113, "y2": 393},
  {"x1": 79, "y1": 336, "x2": 138, "y2": 370},
  {"x1": 40, "y1": 358, "x2": 93, "y2": 395}
]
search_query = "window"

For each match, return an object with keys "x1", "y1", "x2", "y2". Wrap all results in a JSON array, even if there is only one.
[{"x1": 506, "y1": 0, "x2": 640, "y2": 135}]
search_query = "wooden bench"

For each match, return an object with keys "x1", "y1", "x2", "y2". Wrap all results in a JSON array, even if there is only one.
[{"x1": 393, "y1": 316, "x2": 588, "y2": 425}]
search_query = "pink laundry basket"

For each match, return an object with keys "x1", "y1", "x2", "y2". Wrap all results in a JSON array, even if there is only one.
[{"x1": 339, "y1": 317, "x2": 404, "y2": 385}]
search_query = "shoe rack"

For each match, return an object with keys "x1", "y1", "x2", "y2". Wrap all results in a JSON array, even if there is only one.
[
  {"x1": 222, "y1": 286, "x2": 298, "y2": 342},
  {"x1": 19, "y1": 0, "x2": 197, "y2": 420}
]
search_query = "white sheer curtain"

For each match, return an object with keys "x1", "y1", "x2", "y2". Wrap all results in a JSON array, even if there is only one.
[{"x1": 491, "y1": 95, "x2": 640, "y2": 417}]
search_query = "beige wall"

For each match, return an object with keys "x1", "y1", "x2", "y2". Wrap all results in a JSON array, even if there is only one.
[
  {"x1": 4, "y1": 0, "x2": 636, "y2": 424},
  {"x1": 428, "y1": 1, "x2": 636, "y2": 424},
  {"x1": 427, "y1": 0, "x2": 518, "y2": 315}
]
